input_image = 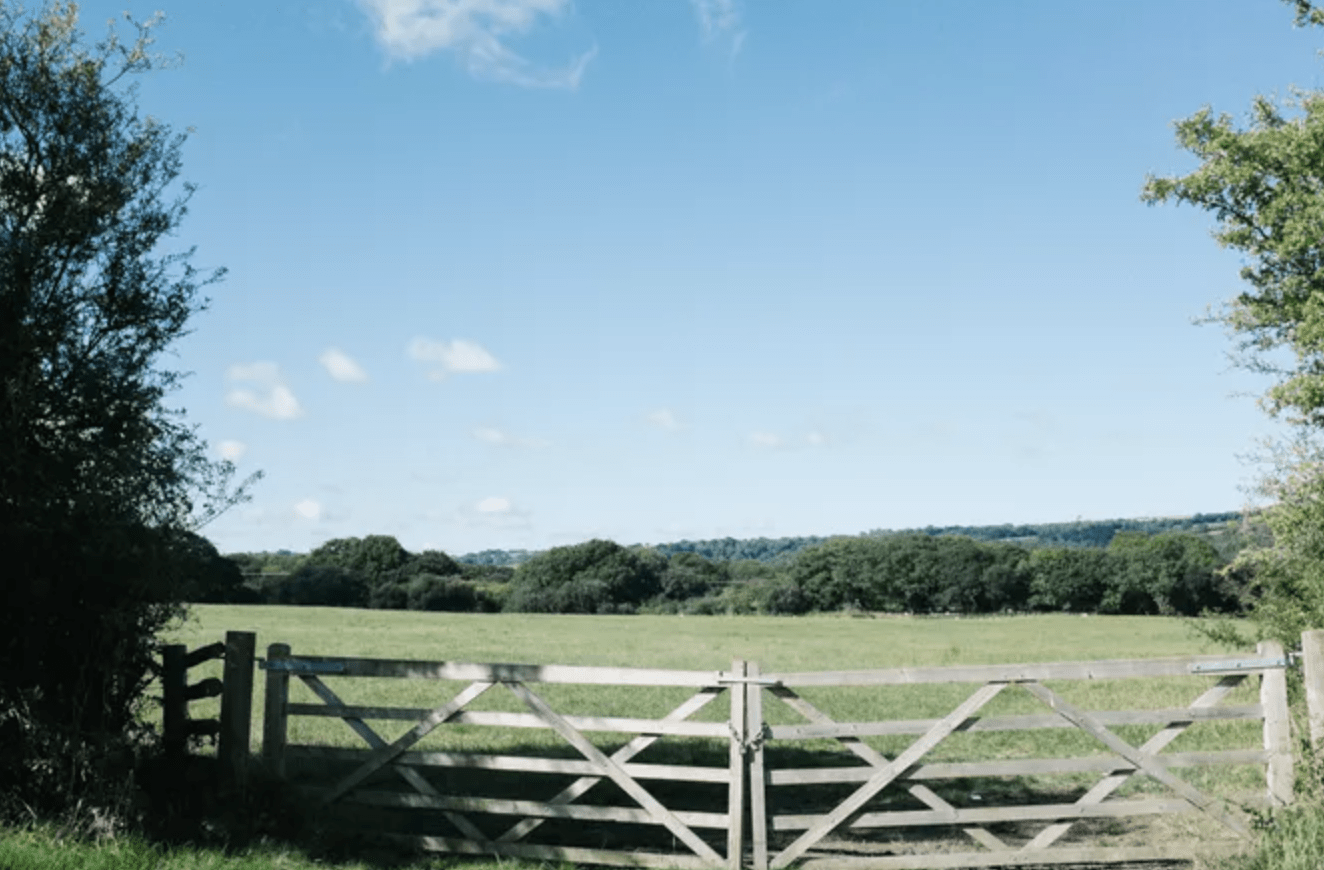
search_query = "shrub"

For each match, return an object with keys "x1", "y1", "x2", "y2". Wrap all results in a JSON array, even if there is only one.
[
  {"x1": 505, "y1": 539, "x2": 663, "y2": 613},
  {"x1": 267, "y1": 565, "x2": 369, "y2": 608}
]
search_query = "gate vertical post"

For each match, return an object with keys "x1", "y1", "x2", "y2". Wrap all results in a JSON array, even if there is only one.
[
  {"x1": 162, "y1": 644, "x2": 187, "y2": 760},
  {"x1": 1259, "y1": 640, "x2": 1294, "y2": 806},
  {"x1": 1301, "y1": 629, "x2": 1324, "y2": 750},
  {"x1": 263, "y1": 642, "x2": 291, "y2": 779},
  {"x1": 746, "y1": 661, "x2": 768, "y2": 870},
  {"x1": 727, "y1": 660, "x2": 747, "y2": 870},
  {"x1": 219, "y1": 631, "x2": 256, "y2": 795}
]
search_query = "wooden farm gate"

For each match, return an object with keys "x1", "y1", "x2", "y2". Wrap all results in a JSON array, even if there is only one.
[{"x1": 255, "y1": 638, "x2": 1314, "y2": 869}]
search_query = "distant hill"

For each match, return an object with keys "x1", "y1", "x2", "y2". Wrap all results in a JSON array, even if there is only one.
[{"x1": 451, "y1": 511, "x2": 1246, "y2": 566}]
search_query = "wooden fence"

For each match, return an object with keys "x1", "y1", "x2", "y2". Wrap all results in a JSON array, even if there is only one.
[
  {"x1": 161, "y1": 630, "x2": 254, "y2": 793},
  {"x1": 239, "y1": 631, "x2": 1324, "y2": 870}
]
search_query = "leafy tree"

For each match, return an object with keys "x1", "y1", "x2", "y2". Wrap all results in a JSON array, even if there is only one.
[
  {"x1": 1026, "y1": 548, "x2": 1112, "y2": 612},
  {"x1": 267, "y1": 564, "x2": 368, "y2": 608},
  {"x1": 505, "y1": 539, "x2": 664, "y2": 614},
  {"x1": 304, "y1": 534, "x2": 410, "y2": 587},
  {"x1": 660, "y1": 551, "x2": 728, "y2": 600},
  {"x1": 0, "y1": 2, "x2": 256, "y2": 823}
]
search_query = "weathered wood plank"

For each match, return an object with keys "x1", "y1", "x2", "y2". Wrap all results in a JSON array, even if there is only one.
[
  {"x1": 300, "y1": 674, "x2": 490, "y2": 842},
  {"x1": 285, "y1": 703, "x2": 730, "y2": 737},
  {"x1": 770, "y1": 683, "x2": 1006, "y2": 870},
  {"x1": 277, "y1": 655, "x2": 726, "y2": 686},
  {"x1": 395, "y1": 833, "x2": 720, "y2": 869},
  {"x1": 496, "y1": 685, "x2": 728, "y2": 844},
  {"x1": 1303, "y1": 629, "x2": 1324, "y2": 751},
  {"x1": 287, "y1": 744, "x2": 730, "y2": 782},
  {"x1": 767, "y1": 684, "x2": 1009, "y2": 852},
  {"x1": 320, "y1": 680, "x2": 494, "y2": 805},
  {"x1": 262, "y1": 643, "x2": 290, "y2": 778},
  {"x1": 505, "y1": 680, "x2": 725, "y2": 864},
  {"x1": 1259, "y1": 639, "x2": 1294, "y2": 806},
  {"x1": 1025, "y1": 672, "x2": 1244, "y2": 851},
  {"x1": 184, "y1": 640, "x2": 227, "y2": 668},
  {"x1": 1018, "y1": 680, "x2": 1251, "y2": 838},
  {"x1": 772, "y1": 797, "x2": 1196, "y2": 829},
  {"x1": 767, "y1": 749, "x2": 1269, "y2": 785},
  {"x1": 313, "y1": 786, "x2": 729, "y2": 828},
  {"x1": 727, "y1": 660, "x2": 746, "y2": 870},
  {"x1": 795, "y1": 843, "x2": 1223, "y2": 870},
  {"x1": 770, "y1": 653, "x2": 1269, "y2": 686},
  {"x1": 219, "y1": 631, "x2": 255, "y2": 795},
  {"x1": 747, "y1": 662, "x2": 769, "y2": 870},
  {"x1": 767, "y1": 704, "x2": 1263, "y2": 741}
]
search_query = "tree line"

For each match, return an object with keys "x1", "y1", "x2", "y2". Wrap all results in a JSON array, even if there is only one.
[{"x1": 218, "y1": 526, "x2": 1254, "y2": 618}]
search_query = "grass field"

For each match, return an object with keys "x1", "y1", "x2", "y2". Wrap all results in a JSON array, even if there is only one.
[
  {"x1": 5, "y1": 608, "x2": 1298, "y2": 869},
  {"x1": 163, "y1": 607, "x2": 1270, "y2": 797}
]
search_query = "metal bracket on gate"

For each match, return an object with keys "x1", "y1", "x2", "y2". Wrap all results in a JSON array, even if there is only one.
[
  {"x1": 1190, "y1": 656, "x2": 1292, "y2": 673},
  {"x1": 259, "y1": 659, "x2": 346, "y2": 674},
  {"x1": 716, "y1": 673, "x2": 780, "y2": 685}
]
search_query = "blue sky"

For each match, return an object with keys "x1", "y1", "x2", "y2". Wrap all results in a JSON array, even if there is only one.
[{"x1": 71, "y1": 0, "x2": 1324, "y2": 555}]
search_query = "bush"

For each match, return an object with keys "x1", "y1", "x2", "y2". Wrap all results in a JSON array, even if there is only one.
[{"x1": 406, "y1": 574, "x2": 494, "y2": 612}]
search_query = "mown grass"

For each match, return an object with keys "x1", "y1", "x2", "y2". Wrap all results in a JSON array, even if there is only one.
[{"x1": 159, "y1": 609, "x2": 1268, "y2": 799}]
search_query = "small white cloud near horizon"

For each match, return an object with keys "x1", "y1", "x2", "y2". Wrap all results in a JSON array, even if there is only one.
[
  {"x1": 691, "y1": 0, "x2": 745, "y2": 58},
  {"x1": 477, "y1": 496, "x2": 512, "y2": 513},
  {"x1": 748, "y1": 432, "x2": 784, "y2": 449},
  {"x1": 473, "y1": 426, "x2": 548, "y2": 448},
  {"x1": 806, "y1": 430, "x2": 828, "y2": 447},
  {"x1": 409, "y1": 337, "x2": 502, "y2": 380},
  {"x1": 355, "y1": 0, "x2": 596, "y2": 89},
  {"x1": 226, "y1": 362, "x2": 305, "y2": 420},
  {"x1": 748, "y1": 430, "x2": 830, "y2": 450},
  {"x1": 319, "y1": 347, "x2": 369, "y2": 383},
  {"x1": 294, "y1": 498, "x2": 323, "y2": 521},
  {"x1": 646, "y1": 408, "x2": 682, "y2": 431},
  {"x1": 216, "y1": 440, "x2": 248, "y2": 462}
]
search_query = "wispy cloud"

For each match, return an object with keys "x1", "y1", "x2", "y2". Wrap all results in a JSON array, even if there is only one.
[
  {"x1": 226, "y1": 362, "x2": 305, "y2": 420},
  {"x1": 691, "y1": 0, "x2": 745, "y2": 58},
  {"x1": 216, "y1": 440, "x2": 248, "y2": 462},
  {"x1": 319, "y1": 347, "x2": 369, "y2": 383},
  {"x1": 294, "y1": 498, "x2": 323, "y2": 521},
  {"x1": 458, "y1": 494, "x2": 532, "y2": 529},
  {"x1": 747, "y1": 430, "x2": 830, "y2": 450},
  {"x1": 473, "y1": 426, "x2": 548, "y2": 448},
  {"x1": 408, "y1": 337, "x2": 502, "y2": 380},
  {"x1": 646, "y1": 408, "x2": 682, "y2": 431},
  {"x1": 356, "y1": 0, "x2": 596, "y2": 88}
]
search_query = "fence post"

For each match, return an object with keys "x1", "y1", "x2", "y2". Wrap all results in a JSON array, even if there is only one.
[
  {"x1": 263, "y1": 642, "x2": 291, "y2": 779},
  {"x1": 727, "y1": 660, "x2": 747, "y2": 870},
  {"x1": 746, "y1": 661, "x2": 768, "y2": 870},
  {"x1": 1259, "y1": 640, "x2": 1294, "y2": 806},
  {"x1": 219, "y1": 631, "x2": 256, "y2": 795},
  {"x1": 1302, "y1": 629, "x2": 1324, "y2": 751},
  {"x1": 162, "y1": 644, "x2": 187, "y2": 759}
]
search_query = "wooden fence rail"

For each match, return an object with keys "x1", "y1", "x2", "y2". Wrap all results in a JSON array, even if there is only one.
[{"x1": 238, "y1": 630, "x2": 1324, "y2": 869}]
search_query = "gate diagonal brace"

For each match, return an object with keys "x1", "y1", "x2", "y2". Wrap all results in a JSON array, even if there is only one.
[
  {"x1": 496, "y1": 684, "x2": 727, "y2": 844},
  {"x1": 300, "y1": 676, "x2": 491, "y2": 844},
  {"x1": 1023, "y1": 673, "x2": 1246, "y2": 852},
  {"x1": 770, "y1": 681, "x2": 1008, "y2": 870},
  {"x1": 1017, "y1": 680, "x2": 1251, "y2": 840},
  {"x1": 767, "y1": 684, "x2": 1012, "y2": 853},
  {"x1": 320, "y1": 679, "x2": 495, "y2": 809},
  {"x1": 504, "y1": 679, "x2": 725, "y2": 866}
]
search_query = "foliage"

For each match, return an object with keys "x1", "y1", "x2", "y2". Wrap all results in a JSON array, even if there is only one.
[
  {"x1": 303, "y1": 534, "x2": 409, "y2": 587},
  {"x1": 405, "y1": 573, "x2": 496, "y2": 612},
  {"x1": 0, "y1": 1, "x2": 256, "y2": 827},
  {"x1": 264, "y1": 564, "x2": 368, "y2": 608},
  {"x1": 505, "y1": 539, "x2": 664, "y2": 613}
]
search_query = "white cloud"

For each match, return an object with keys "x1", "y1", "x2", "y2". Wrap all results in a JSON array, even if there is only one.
[
  {"x1": 294, "y1": 499, "x2": 323, "y2": 521},
  {"x1": 356, "y1": 0, "x2": 596, "y2": 88},
  {"x1": 691, "y1": 0, "x2": 745, "y2": 57},
  {"x1": 217, "y1": 440, "x2": 248, "y2": 462},
  {"x1": 225, "y1": 362, "x2": 305, "y2": 420},
  {"x1": 473, "y1": 426, "x2": 548, "y2": 448},
  {"x1": 806, "y1": 430, "x2": 828, "y2": 447},
  {"x1": 319, "y1": 347, "x2": 369, "y2": 383},
  {"x1": 646, "y1": 408, "x2": 682, "y2": 431},
  {"x1": 748, "y1": 432, "x2": 784, "y2": 449},
  {"x1": 409, "y1": 337, "x2": 502, "y2": 380},
  {"x1": 748, "y1": 430, "x2": 831, "y2": 450},
  {"x1": 477, "y1": 495, "x2": 511, "y2": 513}
]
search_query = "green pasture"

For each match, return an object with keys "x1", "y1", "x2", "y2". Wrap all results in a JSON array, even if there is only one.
[{"x1": 161, "y1": 608, "x2": 1272, "y2": 802}]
